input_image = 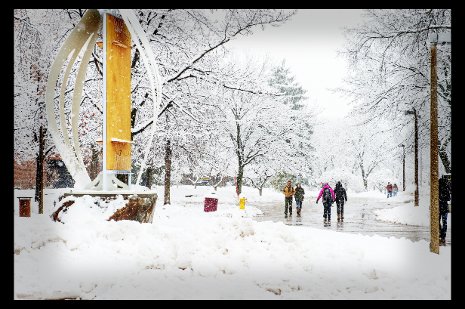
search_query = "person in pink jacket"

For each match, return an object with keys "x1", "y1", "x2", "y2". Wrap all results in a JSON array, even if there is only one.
[{"x1": 316, "y1": 183, "x2": 336, "y2": 223}]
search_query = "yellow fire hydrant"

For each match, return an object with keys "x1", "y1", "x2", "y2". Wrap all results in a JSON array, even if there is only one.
[{"x1": 239, "y1": 197, "x2": 246, "y2": 210}]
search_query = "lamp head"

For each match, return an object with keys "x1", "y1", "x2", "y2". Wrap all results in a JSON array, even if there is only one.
[
  {"x1": 428, "y1": 30, "x2": 451, "y2": 45},
  {"x1": 97, "y1": 9, "x2": 122, "y2": 18}
]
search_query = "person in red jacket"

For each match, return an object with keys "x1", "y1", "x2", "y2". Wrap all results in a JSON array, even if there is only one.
[
  {"x1": 316, "y1": 183, "x2": 335, "y2": 223},
  {"x1": 386, "y1": 182, "x2": 393, "y2": 198}
]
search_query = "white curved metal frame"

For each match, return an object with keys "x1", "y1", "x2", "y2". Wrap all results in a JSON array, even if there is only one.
[
  {"x1": 119, "y1": 9, "x2": 163, "y2": 186},
  {"x1": 45, "y1": 9, "x2": 162, "y2": 190},
  {"x1": 45, "y1": 9, "x2": 101, "y2": 189}
]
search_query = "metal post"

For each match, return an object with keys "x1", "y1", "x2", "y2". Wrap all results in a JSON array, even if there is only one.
[
  {"x1": 405, "y1": 108, "x2": 419, "y2": 204},
  {"x1": 414, "y1": 109, "x2": 419, "y2": 206},
  {"x1": 430, "y1": 43, "x2": 439, "y2": 254},
  {"x1": 102, "y1": 13, "x2": 109, "y2": 191},
  {"x1": 419, "y1": 137, "x2": 422, "y2": 185},
  {"x1": 402, "y1": 144, "x2": 406, "y2": 191}
]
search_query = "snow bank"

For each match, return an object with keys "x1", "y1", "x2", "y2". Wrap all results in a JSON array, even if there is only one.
[
  {"x1": 14, "y1": 187, "x2": 450, "y2": 299},
  {"x1": 374, "y1": 193, "x2": 451, "y2": 228},
  {"x1": 148, "y1": 185, "x2": 281, "y2": 214},
  {"x1": 351, "y1": 190, "x2": 387, "y2": 199}
]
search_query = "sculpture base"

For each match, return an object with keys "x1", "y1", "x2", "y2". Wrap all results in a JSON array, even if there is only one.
[{"x1": 54, "y1": 191, "x2": 157, "y2": 223}]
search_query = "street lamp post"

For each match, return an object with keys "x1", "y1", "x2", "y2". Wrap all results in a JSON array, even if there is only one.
[
  {"x1": 401, "y1": 144, "x2": 405, "y2": 191},
  {"x1": 418, "y1": 139, "x2": 423, "y2": 185},
  {"x1": 405, "y1": 109, "x2": 419, "y2": 206},
  {"x1": 428, "y1": 30, "x2": 450, "y2": 254}
]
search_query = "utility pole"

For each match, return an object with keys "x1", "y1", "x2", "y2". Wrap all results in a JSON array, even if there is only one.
[
  {"x1": 405, "y1": 108, "x2": 419, "y2": 206},
  {"x1": 429, "y1": 41, "x2": 439, "y2": 254},
  {"x1": 428, "y1": 30, "x2": 450, "y2": 254}
]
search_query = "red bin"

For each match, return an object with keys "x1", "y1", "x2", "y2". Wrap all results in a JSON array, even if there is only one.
[
  {"x1": 204, "y1": 197, "x2": 218, "y2": 212},
  {"x1": 18, "y1": 197, "x2": 32, "y2": 217}
]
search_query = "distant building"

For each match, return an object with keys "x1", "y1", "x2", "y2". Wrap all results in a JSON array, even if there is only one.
[
  {"x1": 14, "y1": 154, "x2": 74, "y2": 189},
  {"x1": 14, "y1": 159, "x2": 36, "y2": 189}
]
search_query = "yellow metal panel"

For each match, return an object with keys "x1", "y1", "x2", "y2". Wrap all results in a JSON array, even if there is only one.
[{"x1": 105, "y1": 14, "x2": 132, "y2": 171}]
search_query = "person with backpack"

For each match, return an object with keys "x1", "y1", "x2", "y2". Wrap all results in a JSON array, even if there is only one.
[
  {"x1": 334, "y1": 181, "x2": 348, "y2": 222},
  {"x1": 386, "y1": 182, "x2": 393, "y2": 198},
  {"x1": 439, "y1": 175, "x2": 451, "y2": 246},
  {"x1": 316, "y1": 182, "x2": 335, "y2": 223},
  {"x1": 392, "y1": 183, "x2": 399, "y2": 196},
  {"x1": 282, "y1": 180, "x2": 295, "y2": 218},
  {"x1": 294, "y1": 183, "x2": 305, "y2": 217}
]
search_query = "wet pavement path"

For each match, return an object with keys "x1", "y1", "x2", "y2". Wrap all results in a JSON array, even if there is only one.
[{"x1": 252, "y1": 196, "x2": 451, "y2": 245}]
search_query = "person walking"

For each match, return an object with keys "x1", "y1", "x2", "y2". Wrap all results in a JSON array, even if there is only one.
[
  {"x1": 294, "y1": 183, "x2": 305, "y2": 217},
  {"x1": 282, "y1": 180, "x2": 295, "y2": 218},
  {"x1": 386, "y1": 182, "x2": 393, "y2": 198},
  {"x1": 334, "y1": 181, "x2": 347, "y2": 222},
  {"x1": 316, "y1": 182, "x2": 335, "y2": 223},
  {"x1": 392, "y1": 183, "x2": 399, "y2": 196},
  {"x1": 439, "y1": 175, "x2": 451, "y2": 246}
]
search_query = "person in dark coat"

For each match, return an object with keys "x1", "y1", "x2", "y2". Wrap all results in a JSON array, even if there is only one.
[
  {"x1": 439, "y1": 175, "x2": 451, "y2": 246},
  {"x1": 294, "y1": 183, "x2": 305, "y2": 217},
  {"x1": 392, "y1": 183, "x2": 399, "y2": 196},
  {"x1": 334, "y1": 181, "x2": 348, "y2": 222}
]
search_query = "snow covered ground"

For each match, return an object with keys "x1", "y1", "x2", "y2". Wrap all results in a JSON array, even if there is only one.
[
  {"x1": 373, "y1": 192, "x2": 451, "y2": 228},
  {"x1": 14, "y1": 186, "x2": 451, "y2": 299}
]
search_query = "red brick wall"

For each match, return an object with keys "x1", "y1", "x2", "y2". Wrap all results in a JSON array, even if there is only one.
[{"x1": 14, "y1": 160, "x2": 36, "y2": 189}]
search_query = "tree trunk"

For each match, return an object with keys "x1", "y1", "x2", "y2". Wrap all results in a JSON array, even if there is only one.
[
  {"x1": 259, "y1": 187, "x2": 262, "y2": 196},
  {"x1": 146, "y1": 166, "x2": 153, "y2": 189},
  {"x1": 108, "y1": 194, "x2": 157, "y2": 223},
  {"x1": 35, "y1": 125, "x2": 45, "y2": 214},
  {"x1": 237, "y1": 165, "x2": 244, "y2": 195},
  {"x1": 89, "y1": 144, "x2": 99, "y2": 180},
  {"x1": 190, "y1": 177, "x2": 197, "y2": 189},
  {"x1": 213, "y1": 175, "x2": 224, "y2": 192},
  {"x1": 360, "y1": 167, "x2": 368, "y2": 191},
  {"x1": 164, "y1": 139, "x2": 172, "y2": 205}
]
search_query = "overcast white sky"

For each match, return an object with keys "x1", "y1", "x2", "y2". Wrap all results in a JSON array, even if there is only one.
[{"x1": 228, "y1": 9, "x2": 365, "y2": 120}]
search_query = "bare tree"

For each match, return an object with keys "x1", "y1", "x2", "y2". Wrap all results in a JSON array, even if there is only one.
[
  {"x1": 15, "y1": 9, "x2": 295, "y2": 188},
  {"x1": 350, "y1": 128, "x2": 388, "y2": 191},
  {"x1": 342, "y1": 9, "x2": 451, "y2": 172}
]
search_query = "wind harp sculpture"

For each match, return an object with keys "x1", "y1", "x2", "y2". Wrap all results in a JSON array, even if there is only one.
[{"x1": 45, "y1": 9, "x2": 162, "y2": 191}]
